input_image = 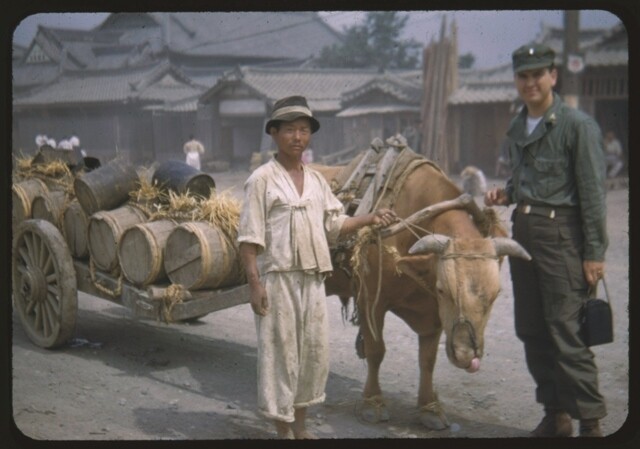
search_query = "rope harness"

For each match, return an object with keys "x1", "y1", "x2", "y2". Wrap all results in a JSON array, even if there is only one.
[{"x1": 439, "y1": 250, "x2": 500, "y2": 362}]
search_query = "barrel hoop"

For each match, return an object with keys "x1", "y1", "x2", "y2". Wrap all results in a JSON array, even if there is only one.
[
  {"x1": 185, "y1": 222, "x2": 213, "y2": 289},
  {"x1": 138, "y1": 223, "x2": 163, "y2": 285}
]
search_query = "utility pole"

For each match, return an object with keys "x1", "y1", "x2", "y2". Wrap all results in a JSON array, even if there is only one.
[{"x1": 562, "y1": 11, "x2": 582, "y2": 109}]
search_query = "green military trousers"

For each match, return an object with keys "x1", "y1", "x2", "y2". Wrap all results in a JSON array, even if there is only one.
[{"x1": 509, "y1": 209, "x2": 606, "y2": 420}]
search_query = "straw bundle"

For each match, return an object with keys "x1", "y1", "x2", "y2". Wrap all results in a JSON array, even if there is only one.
[
  {"x1": 197, "y1": 190, "x2": 241, "y2": 241},
  {"x1": 128, "y1": 175, "x2": 167, "y2": 216},
  {"x1": 14, "y1": 156, "x2": 76, "y2": 195},
  {"x1": 129, "y1": 171, "x2": 241, "y2": 238}
]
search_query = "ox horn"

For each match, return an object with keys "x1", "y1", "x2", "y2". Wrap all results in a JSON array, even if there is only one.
[
  {"x1": 408, "y1": 234, "x2": 451, "y2": 255},
  {"x1": 492, "y1": 238, "x2": 532, "y2": 261}
]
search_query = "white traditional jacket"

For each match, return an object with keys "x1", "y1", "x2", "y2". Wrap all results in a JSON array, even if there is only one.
[{"x1": 238, "y1": 158, "x2": 348, "y2": 274}]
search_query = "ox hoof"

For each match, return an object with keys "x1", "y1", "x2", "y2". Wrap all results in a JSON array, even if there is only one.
[
  {"x1": 361, "y1": 395, "x2": 390, "y2": 423},
  {"x1": 419, "y1": 400, "x2": 450, "y2": 430}
]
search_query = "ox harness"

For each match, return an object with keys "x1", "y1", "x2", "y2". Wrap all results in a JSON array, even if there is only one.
[
  {"x1": 327, "y1": 136, "x2": 499, "y2": 345},
  {"x1": 327, "y1": 136, "x2": 439, "y2": 278},
  {"x1": 440, "y1": 250, "x2": 501, "y2": 364},
  {"x1": 326, "y1": 136, "x2": 437, "y2": 335}
]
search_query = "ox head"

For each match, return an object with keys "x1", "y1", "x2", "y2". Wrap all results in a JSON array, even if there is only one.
[{"x1": 408, "y1": 235, "x2": 530, "y2": 373}]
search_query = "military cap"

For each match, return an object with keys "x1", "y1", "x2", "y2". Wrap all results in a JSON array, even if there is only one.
[
  {"x1": 512, "y1": 44, "x2": 556, "y2": 73},
  {"x1": 265, "y1": 95, "x2": 320, "y2": 135}
]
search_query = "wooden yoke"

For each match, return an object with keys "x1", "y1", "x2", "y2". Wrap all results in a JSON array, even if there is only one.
[{"x1": 378, "y1": 193, "x2": 489, "y2": 239}]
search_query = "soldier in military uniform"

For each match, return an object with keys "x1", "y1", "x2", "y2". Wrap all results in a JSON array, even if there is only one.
[{"x1": 485, "y1": 44, "x2": 608, "y2": 437}]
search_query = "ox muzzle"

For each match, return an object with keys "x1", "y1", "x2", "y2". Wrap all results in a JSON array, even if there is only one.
[{"x1": 408, "y1": 234, "x2": 531, "y2": 372}]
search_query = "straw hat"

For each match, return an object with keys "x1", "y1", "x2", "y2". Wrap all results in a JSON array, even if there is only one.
[{"x1": 265, "y1": 95, "x2": 320, "y2": 135}]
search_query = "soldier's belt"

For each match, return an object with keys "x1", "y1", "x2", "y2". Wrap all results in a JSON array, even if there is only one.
[{"x1": 517, "y1": 203, "x2": 579, "y2": 219}]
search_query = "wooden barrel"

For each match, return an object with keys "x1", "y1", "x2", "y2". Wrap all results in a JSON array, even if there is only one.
[
  {"x1": 12, "y1": 178, "x2": 49, "y2": 225},
  {"x1": 152, "y1": 160, "x2": 215, "y2": 198},
  {"x1": 74, "y1": 158, "x2": 139, "y2": 215},
  {"x1": 164, "y1": 222, "x2": 244, "y2": 290},
  {"x1": 87, "y1": 205, "x2": 148, "y2": 272},
  {"x1": 31, "y1": 191, "x2": 67, "y2": 228},
  {"x1": 118, "y1": 220, "x2": 177, "y2": 287},
  {"x1": 62, "y1": 200, "x2": 90, "y2": 259}
]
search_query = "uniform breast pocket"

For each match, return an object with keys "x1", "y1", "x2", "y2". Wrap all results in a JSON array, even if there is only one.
[{"x1": 532, "y1": 157, "x2": 568, "y2": 197}]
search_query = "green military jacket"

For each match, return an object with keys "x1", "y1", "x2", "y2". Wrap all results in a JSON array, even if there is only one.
[{"x1": 504, "y1": 92, "x2": 608, "y2": 261}]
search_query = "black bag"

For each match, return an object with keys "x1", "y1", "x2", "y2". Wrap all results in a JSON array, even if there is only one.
[{"x1": 581, "y1": 278, "x2": 614, "y2": 347}]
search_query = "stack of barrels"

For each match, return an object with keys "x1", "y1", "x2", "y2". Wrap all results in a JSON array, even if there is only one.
[
  {"x1": 77, "y1": 158, "x2": 246, "y2": 291},
  {"x1": 14, "y1": 156, "x2": 246, "y2": 292},
  {"x1": 12, "y1": 152, "x2": 79, "y2": 236}
]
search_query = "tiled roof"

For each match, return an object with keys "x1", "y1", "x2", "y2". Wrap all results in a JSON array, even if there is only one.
[
  {"x1": 13, "y1": 63, "x2": 60, "y2": 90},
  {"x1": 143, "y1": 97, "x2": 200, "y2": 112},
  {"x1": 535, "y1": 23, "x2": 627, "y2": 67},
  {"x1": 146, "y1": 12, "x2": 342, "y2": 59},
  {"x1": 449, "y1": 83, "x2": 518, "y2": 105},
  {"x1": 13, "y1": 62, "x2": 205, "y2": 108},
  {"x1": 341, "y1": 75, "x2": 422, "y2": 104},
  {"x1": 210, "y1": 66, "x2": 384, "y2": 112},
  {"x1": 585, "y1": 49, "x2": 628, "y2": 66},
  {"x1": 450, "y1": 64, "x2": 517, "y2": 104},
  {"x1": 337, "y1": 103, "x2": 421, "y2": 117}
]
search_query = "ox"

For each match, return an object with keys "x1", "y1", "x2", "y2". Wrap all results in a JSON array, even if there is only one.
[{"x1": 312, "y1": 159, "x2": 530, "y2": 429}]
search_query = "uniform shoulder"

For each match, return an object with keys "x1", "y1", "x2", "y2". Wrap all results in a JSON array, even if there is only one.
[{"x1": 558, "y1": 102, "x2": 596, "y2": 125}]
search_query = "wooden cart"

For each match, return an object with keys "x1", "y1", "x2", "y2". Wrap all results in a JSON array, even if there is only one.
[
  {"x1": 12, "y1": 218, "x2": 250, "y2": 349},
  {"x1": 12, "y1": 190, "x2": 484, "y2": 349}
]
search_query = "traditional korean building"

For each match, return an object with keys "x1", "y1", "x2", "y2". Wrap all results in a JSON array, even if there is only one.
[
  {"x1": 12, "y1": 12, "x2": 343, "y2": 162},
  {"x1": 198, "y1": 66, "x2": 425, "y2": 168},
  {"x1": 13, "y1": 14, "x2": 626, "y2": 176}
]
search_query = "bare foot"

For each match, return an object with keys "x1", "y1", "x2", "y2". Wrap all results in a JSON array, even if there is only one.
[
  {"x1": 274, "y1": 420, "x2": 294, "y2": 439},
  {"x1": 293, "y1": 429, "x2": 318, "y2": 439}
]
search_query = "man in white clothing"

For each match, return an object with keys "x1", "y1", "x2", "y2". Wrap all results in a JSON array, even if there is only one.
[
  {"x1": 183, "y1": 134, "x2": 205, "y2": 170},
  {"x1": 237, "y1": 95, "x2": 397, "y2": 439}
]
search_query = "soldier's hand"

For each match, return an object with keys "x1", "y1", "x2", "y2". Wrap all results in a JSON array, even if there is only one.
[
  {"x1": 583, "y1": 260, "x2": 605, "y2": 288},
  {"x1": 484, "y1": 188, "x2": 509, "y2": 206}
]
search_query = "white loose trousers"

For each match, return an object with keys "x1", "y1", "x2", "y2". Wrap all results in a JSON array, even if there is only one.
[{"x1": 255, "y1": 270, "x2": 329, "y2": 422}]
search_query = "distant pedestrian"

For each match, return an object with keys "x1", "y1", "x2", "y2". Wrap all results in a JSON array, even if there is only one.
[
  {"x1": 70, "y1": 135, "x2": 87, "y2": 158},
  {"x1": 57, "y1": 137, "x2": 73, "y2": 150},
  {"x1": 35, "y1": 134, "x2": 47, "y2": 150},
  {"x1": 603, "y1": 131, "x2": 624, "y2": 178},
  {"x1": 183, "y1": 135, "x2": 205, "y2": 170},
  {"x1": 301, "y1": 148, "x2": 314, "y2": 164}
]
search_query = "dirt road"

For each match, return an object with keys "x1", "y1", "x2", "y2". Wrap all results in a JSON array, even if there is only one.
[{"x1": 9, "y1": 172, "x2": 631, "y2": 441}]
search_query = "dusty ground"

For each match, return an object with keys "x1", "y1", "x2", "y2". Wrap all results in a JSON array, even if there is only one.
[{"x1": 9, "y1": 171, "x2": 633, "y2": 443}]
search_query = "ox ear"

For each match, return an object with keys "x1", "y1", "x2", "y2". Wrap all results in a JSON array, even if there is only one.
[
  {"x1": 408, "y1": 234, "x2": 451, "y2": 255},
  {"x1": 492, "y1": 237, "x2": 532, "y2": 261}
]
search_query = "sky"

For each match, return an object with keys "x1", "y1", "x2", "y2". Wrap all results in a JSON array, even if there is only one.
[{"x1": 12, "y1": 10, "x2": 622, "y2": 69}]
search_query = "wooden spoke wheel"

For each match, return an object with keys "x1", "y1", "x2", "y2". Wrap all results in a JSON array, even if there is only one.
[{"x1": 12, "y1": 219, "x2": 78, "y2": 348}]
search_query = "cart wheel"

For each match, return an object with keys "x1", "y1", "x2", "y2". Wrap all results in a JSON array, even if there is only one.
[{"x1": 12, "y1": 219, "x2": 78, "y2": 348}]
